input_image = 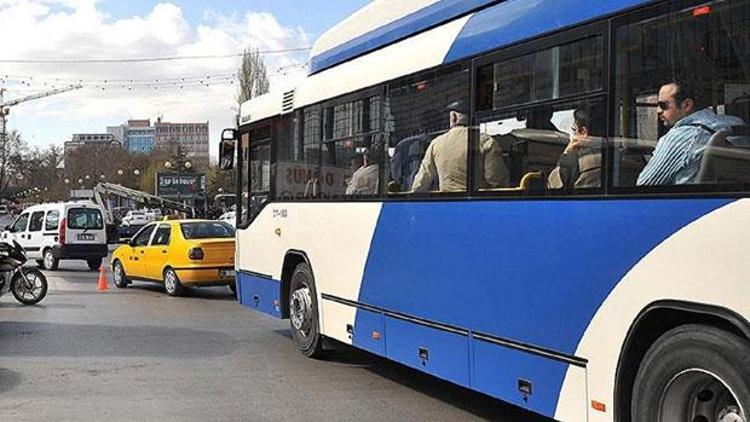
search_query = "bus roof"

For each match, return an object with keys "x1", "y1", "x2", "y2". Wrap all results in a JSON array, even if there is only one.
[{"x1": 240, "y1": 0, "x2": 652, "y2": 126}]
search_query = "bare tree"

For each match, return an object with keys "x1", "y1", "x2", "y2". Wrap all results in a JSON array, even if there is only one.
[
  {"x1": 236, "y1": 47, "x2": 271, "y2": 107},
  {"x1": 0, "y1": 130, "x2": 26, "y2": 197}
]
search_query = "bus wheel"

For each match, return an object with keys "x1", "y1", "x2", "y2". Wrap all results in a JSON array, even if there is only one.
[
  {"x1": 632, "y1": 324, "x2": 750, "y2": 422},
  {"x1": 288, "y1": 262, "x2": 325, "y2": 358}
]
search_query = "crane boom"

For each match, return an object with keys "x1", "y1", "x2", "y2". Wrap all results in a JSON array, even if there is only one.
[{"x1": 0, "y1": 84, "x2": 83, "y2": 110}]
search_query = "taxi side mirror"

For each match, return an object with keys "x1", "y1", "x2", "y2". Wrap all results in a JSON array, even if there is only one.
[{"x1": 219, "y1": 129, "x2": 237, "y2": 170}]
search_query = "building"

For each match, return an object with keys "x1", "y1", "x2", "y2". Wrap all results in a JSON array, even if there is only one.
[
  {"x1": 64, "y1": 133, "x2": 121, "y2": 157},
  {"x1": 155, "y1": 118, "x2": 210, "y2": 169},
  {"x1": 125, "y1": 119, "x2": 156, "y2": 154}
]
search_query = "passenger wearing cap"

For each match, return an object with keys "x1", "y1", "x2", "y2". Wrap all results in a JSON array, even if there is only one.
[
  {"x1": 411, "y1": 100, "x2": 509, "y2": 192},
  {"x1": 346, "y1": 146, "x2": 379, "y2": 195}
]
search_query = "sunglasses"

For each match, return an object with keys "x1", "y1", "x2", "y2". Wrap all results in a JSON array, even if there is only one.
[{"x1": 657, "y1": 100, "x2": 673, "y2": 110}]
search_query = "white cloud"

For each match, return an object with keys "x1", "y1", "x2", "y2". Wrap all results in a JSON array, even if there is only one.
[{"x1": 0, "y1": 1, "x2": 310, "y2": 158}]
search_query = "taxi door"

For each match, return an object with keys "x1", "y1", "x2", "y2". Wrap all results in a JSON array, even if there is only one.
[
  {"x1": 144, "y1": 224, "x2": 171, "y2": 280},
  {"x1": 127, "y1": 224, "x2": 156, "y2": 279}
]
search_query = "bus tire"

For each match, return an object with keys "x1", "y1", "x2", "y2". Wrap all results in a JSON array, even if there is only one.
[
  {"x1": 288, "y1": 262, "x2": 325, "y2": 358},
  {"x1": 631, "y1": 324, "x2": 750, "y2": 422}
]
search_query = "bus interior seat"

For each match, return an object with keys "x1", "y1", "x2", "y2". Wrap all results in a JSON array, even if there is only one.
[
  {"x1": 697, "y1": 126, "x2": 750, "y2": 184},
  {"x1": 496, "y1": 129, "x2": 568, "y2": 184}
]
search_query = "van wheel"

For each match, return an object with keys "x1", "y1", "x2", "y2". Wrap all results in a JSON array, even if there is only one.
[
  {"x1": 632, "y1": 324, "x2": 750, "y2": 422},
  {"x1": 163, "y1": 268, "x2": 184, "y2": 296},
  {"x1": 289, "y1": 262, "x2": 325, "y2": 358},
  {"x1": 112, "y1": 260, "x2": 129, "y2": 288},
  {"x1": 87, "y1": 258, "x2": 102, "y2": 271},
  {"x1": 42, "y1": 249, "x2": 59, "y2": 271}
]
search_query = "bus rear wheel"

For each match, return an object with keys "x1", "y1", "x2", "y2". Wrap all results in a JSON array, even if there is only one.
[
  {"x1": 288, "y1": 262, "x2": 325, "y2": 358},
  {"x1": 632, "y1": 324, "x2": 750, "y2": 422}
]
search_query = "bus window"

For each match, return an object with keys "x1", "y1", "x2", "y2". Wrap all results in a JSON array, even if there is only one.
[
  {"x1": 476, "y1": 99, "x2": 605, "y2": 193},
  {"x1": 385, "y1": 65, "x2": 470, "y2": 194},
  {"x1": 613, "y1": 0, "x2": 750, "y2": 190}
]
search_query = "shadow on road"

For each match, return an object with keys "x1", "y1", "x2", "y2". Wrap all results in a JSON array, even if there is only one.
[
  {"x1": 0, "y1": 322, "x2": 240, "y2": 359},
  {"x1": 269, "y1": 333, "x2": 553, "y2": 421},
  {"x1": 125, "y1": 283, "x2": 236, "y2": 301},
  {"x1": 0, "y1": 368, "x2": 22, "y2": 394}
]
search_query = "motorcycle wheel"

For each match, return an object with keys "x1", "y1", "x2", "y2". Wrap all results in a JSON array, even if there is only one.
[{"x1": 11, "y1": 268, "x2": 48, "y2": 305}]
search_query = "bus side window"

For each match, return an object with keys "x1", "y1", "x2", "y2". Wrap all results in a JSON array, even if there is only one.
[
  {"x1": 613, "y1": 0, "x2": 750, "y2": 190},
  {"x1": 385, "y1": 65, "x2": 470, "y2": 194}
]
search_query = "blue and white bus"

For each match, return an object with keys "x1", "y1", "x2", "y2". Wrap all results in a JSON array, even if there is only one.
[{"x1": 220, "y1": 1, "x2": 750, "y2": 420}]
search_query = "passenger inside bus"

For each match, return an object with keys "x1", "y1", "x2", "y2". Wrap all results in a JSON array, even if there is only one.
[
  {"x1": 637, "y1": 79, "x2": 745, "y2": 186},
  {"x1": 547, "y1": 106, "x2": 603, "y2": 191},
  {"x1": 389, "y1": 110, "x2": 437, "y2": 191},
  {"x1": 411, "y1": 100, "x2": 509, "y2": 192},
  {"x1": 346, "y1": 147, "x2": 379, "y2": 195}
]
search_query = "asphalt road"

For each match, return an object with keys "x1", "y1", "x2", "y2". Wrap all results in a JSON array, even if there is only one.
[{"x1": 0, "y1": 257, "x2": 552, "y2": 422}]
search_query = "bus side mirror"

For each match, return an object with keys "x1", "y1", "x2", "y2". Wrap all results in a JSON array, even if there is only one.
[{"x1": 219, "y1": 129, "x2": 237, "y2": 170}]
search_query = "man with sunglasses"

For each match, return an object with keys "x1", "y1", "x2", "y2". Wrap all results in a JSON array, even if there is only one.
[{"x1": 637, "y1": 80, "x2": 744, "y2": 186}]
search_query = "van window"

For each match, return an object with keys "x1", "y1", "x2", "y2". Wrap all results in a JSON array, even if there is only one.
[
  {"x1": 12, "y1": 213, "x2": 29, "y2": 232},
  {"x1": 67, "y1": 208, "x2": 103, "y2": 230},
  {"x1": 29, "y1": 211, "x2": 45, "y2": 232},
  {"x1": 45, "y1": 210, "x2": 60, "y2": 231}
]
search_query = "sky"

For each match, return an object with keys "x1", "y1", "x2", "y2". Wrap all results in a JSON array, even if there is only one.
[{"x1": 0, "y1": 0, "x2": 371, "y2": 156}]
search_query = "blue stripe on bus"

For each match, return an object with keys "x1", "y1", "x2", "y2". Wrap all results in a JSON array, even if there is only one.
[
  {"x1": 237, "y1": 271, "x2": 282, "y2": 318},
  {"x1": 444, "y1": 0, "x2": 651, "y2": 64},
  {"x1": 309, "y1": 0, "x2": 497, "y2": 75},
  {"x1": 355, "y1": 198, "x2": 731, "y2": 415}
]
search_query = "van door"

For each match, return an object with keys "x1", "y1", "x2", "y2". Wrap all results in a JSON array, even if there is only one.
[
  {"x1": 26, "y1": 211, "x2": 46, "y2": 259},
  {"x1": 66, "y1": 207, "x2": 106, "y2": 246},
  {"x1": 3, "y1": 213, "x2": 30, "y2": 248}
]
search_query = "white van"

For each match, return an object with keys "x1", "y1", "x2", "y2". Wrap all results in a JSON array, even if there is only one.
[{"x1": 1, "y1": 201, "x2": 108, "y2": 271}]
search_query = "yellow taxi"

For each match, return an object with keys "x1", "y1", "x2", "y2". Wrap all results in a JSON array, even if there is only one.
[{"x1": 111, "y1": 220, "x2": 236, "y2": 296}]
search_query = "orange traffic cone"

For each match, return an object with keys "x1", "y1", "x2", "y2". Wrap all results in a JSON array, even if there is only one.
[{"x1": 97, "y1": 266, "x2": 109, "y2": 291}]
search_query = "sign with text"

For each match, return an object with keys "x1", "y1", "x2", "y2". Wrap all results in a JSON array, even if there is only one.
[{"x1": 156, "y1": 173, "x2": 206, "y2": 199}]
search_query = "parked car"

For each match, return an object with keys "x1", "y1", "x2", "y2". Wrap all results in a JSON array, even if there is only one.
[
  {"x1": 111, "y1": 220, "x2": 236, "y2": 296},
  {"x1": 145, "y1": 208, "x2": 163, "y2": 222},
  {"x1": 1, "y1": 201, "x2": 108, "y2": 271},
  {"x1": 218, "y1": 211, "x2": 236, "y2": 227},
  {"x1": 121, "y1": 210, "x2": 148, "y2": 226}
]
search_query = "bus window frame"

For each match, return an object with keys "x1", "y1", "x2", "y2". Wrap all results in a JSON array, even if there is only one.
[
  {"x1": 236, "y1": 116, "x2": 276, "y2": 230},
  {"x1": 470, "y1": 20, "x2": 610, "y2": 198},
  {"x1": 607, "y1": 0, "x2": 750, "y2": 197}
]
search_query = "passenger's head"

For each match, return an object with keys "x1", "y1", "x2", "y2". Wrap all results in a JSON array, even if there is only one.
[
  {"x1": 572, "y1": 107, "x2": 590, "y2": 137},
  {"x1": 446, "y1": 100, "x2": 468, "y2": 128},
  {"x1": 658, "y1": 79, "x2": 703, "y2": 126},
  {"x1": 350, "y1": 153, "x2": 364, "y2": 170}
]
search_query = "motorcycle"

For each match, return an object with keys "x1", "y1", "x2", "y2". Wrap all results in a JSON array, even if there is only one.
[{"x1": 0, "y1": 240, "x2": 48, "y2": 305}]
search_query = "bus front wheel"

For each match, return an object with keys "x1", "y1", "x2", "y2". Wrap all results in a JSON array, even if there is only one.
[
  {"x1": 288, "y1": 262, "x2": 325, "y2": 358},
  {"x1": 632, "y1": 324, "x2": 750, "y2": 422}
]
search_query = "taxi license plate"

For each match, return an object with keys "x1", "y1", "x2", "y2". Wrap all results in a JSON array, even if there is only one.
[
  {"x1": 220, "y1": 270, "x2": 236, "y2": 278},
  {"x1": 77, "y1": 233, "x2": 94, "y2": 241}
]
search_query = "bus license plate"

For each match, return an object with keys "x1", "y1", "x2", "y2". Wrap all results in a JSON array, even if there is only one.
[
  {"x1": 220, "y1": 270, "x2": 236, "y2": 278},
  {"x1": 77, "y1": 234, "x2": 94, "y2": 241}
]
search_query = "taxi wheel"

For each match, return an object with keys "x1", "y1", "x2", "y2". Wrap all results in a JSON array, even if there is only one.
[
  {"x1": 229, "y1": 282, "x2": 237, "y2": 294},
  {"x1": 42, "y1": 248, "x2": 59, "y2": 271},
  {"x1": 112, "y1": 260, "x2": 129, "y2": 288},
  {"x1": 163, "y1": 268, "x2": 184, "y2": 297}
]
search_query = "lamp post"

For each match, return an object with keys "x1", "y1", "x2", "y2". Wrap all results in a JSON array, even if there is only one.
[{"x1": 164, "y1": 152, "x2": 193, "y2": 207}]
